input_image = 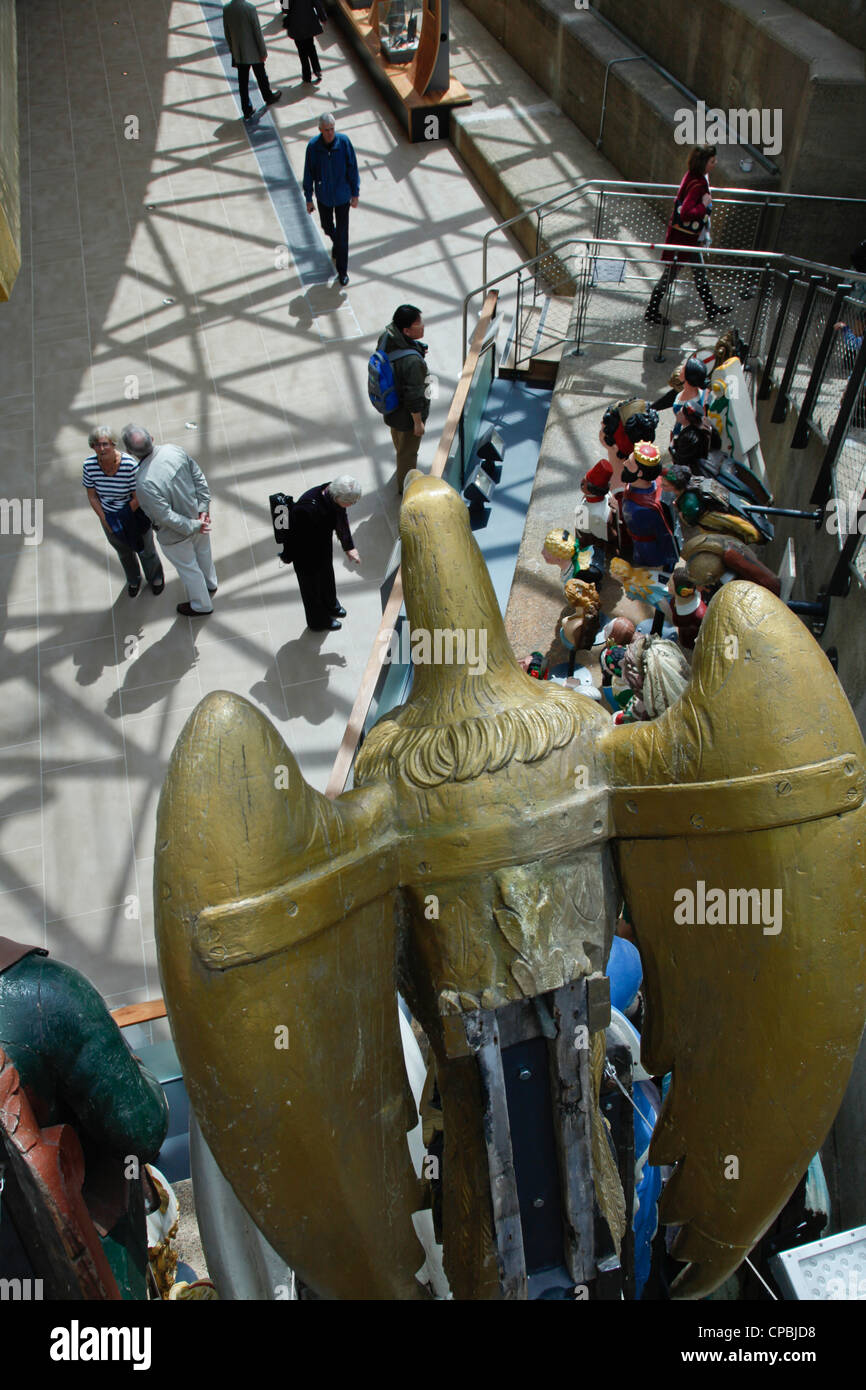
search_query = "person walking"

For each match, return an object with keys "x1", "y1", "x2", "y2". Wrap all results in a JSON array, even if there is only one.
[
  {"x1": 281, "y1": 0, "x2": 328, "y2": 85},
  {"x1": 645, "y1": 145, "x2": 730, "y2": 326},
  {"x1": 375, "y1": 305, "x2": 429, "y2": 494},
  {"x1": 82, "y1": 426, "x2": 164, "y2": 598},
  {"x1": 122, "y1": 426, "x2": 218, "y2": 618},
  {"x1": 223, "y1": 0, "x2": 282, "y2": 120},
  {"x1": 303, "y1": 113, "x2": 360, "y2": 287},
  {"x1": 290, "y1": 476, "x2": 361, "y2": 632}
]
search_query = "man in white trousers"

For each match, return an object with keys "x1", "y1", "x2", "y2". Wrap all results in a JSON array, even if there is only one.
[{"x1": 122, "y1": 425, "x2": 217, "y2": 616}]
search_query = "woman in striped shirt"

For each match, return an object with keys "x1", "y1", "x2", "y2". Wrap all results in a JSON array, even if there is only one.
[{"x1": 83, "y1": 426, "x2": 164, "y2": 597}]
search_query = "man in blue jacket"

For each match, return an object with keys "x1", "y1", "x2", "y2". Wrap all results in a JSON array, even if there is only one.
[{"x1": 303, "y1": 114, "x2": 360, "y2": 287}]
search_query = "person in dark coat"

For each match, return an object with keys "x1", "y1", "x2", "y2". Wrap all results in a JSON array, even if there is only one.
[
  {"x1": 223, "y1": 0, "x2": 282, "y2": 119},
  {"x1": 645, "y1": 145, "x2": 730, "y2": 326},
  {"x1": 291, "y1": 476, "x2": 362, "y2": 632},
  {"x1": 282, "y1": 0, "x2": 328, "y2": 84}
]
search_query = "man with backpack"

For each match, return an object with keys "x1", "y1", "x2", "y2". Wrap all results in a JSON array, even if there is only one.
[{"x1": 370, "y1": 305, "x2": 430, "y2": 494}]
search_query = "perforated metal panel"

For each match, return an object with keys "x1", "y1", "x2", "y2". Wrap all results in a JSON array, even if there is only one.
[
  {"x1": 771, "y1": 1225, "x2": 866, "y2": 1300},
  {"x1": 578, "y1": 248, "x2": 769, "y2": 359},
  {"x1": 594, "y1": 193, "x2": 765, "y2": 253}
]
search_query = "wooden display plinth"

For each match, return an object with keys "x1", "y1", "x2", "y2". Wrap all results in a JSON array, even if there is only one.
[{"x1": 332, "y1": 1, "x2": 471, "y2": 143}]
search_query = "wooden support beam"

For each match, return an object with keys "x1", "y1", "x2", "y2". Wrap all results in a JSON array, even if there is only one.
[
  {"x1": 463, "y1": 1009, "x2": 528, "y2": 1299},
  {"x1": 110, "y1": 998, "x2": 167, "y2": 1028},
  {"x1": 550, "y1": 979, "x2": 597, "y2": 1287}
]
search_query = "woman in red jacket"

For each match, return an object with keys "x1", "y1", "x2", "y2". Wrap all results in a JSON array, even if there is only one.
[{"x1": 645, "y1": 146, "x2": 730, "y2": 326}]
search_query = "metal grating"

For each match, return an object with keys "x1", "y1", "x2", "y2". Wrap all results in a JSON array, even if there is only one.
[
  {"x1": 788, "y1": 288, "x2": 831, "y2": 415},
  {"x1": 579, "y1": 249, "x2": 770, "y2": 361},
  {"x1": 770, "y1": 279, "x2": 809, "y2": 390},
  {"x1": 831, "y1": 427, "x2": 866, "y2": 542}
]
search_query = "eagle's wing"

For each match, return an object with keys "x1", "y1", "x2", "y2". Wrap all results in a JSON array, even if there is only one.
[
  {"x1": 155, "y1": 692, "x2": 428, "y2": 1299},
  {"x1": 603, "y1": 581, "x2": 866, "y2": 1297}
]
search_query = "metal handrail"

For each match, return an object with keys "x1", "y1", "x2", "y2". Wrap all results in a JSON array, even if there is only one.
[
  {"x1": 481, "y1": 179, "x2": 866, "y2": 286},
  {"x1": 466, "y1": 236, "x2": 866, "y2": 362},
  {"x1": 588, "y1": 4, "x2": 780, "y2": 174}
]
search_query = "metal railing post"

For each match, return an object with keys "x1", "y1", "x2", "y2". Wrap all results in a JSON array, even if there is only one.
[{"x1": 573, "y1": 249, "x2": 590, "y2": 357}]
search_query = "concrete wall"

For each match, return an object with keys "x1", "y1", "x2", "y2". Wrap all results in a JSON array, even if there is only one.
[
  {"x1": 458, "y1": 0, "x2": 865, "y2": 265},
  {"x1": 593, "y1": 0, "x2": 866, "y2": 201},
  {"x1": 786, "y1": 0, "x2": 866, "y2": 51},
  {"x1": 0, "y1": 0, "x2": 20, "y2": 301}
]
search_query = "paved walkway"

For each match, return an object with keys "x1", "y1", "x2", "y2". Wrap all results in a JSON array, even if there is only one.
[{"x1": 0, "y1": 0, "x2": 522, "y2": 1026}]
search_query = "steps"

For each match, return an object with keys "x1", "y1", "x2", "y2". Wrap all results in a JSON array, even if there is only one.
[{"x1": 500, "y1": 294, "x2": 574, "y2": 383}]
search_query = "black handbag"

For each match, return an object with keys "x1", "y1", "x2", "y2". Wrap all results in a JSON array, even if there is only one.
[{"x1": 269, "y1": 492, "x2": 295, "y2": 565}]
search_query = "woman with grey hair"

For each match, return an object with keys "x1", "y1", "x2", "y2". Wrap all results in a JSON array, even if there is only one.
[
  {"x1": 82, "y1": 426, "x2": 164, "y2": 597},
  {"x1": 290, "y1": 476, "x2": 362, "y2": 632},
  {"x1": 328, "y1": 476, "x2": 362, "y2": 506}
]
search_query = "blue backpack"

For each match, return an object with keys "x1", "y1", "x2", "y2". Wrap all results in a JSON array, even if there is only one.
[{"x1": 368, "y1": 345, "x2": 416, "y2": 415}]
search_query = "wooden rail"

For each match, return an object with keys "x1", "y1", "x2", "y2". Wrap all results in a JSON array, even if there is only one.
[
  {"x1": 111, "y1": 998, "x2": 167, "y2": 1028},
  {"x1": 325, "y1": 290, "x2": 499, "y2": 800}
]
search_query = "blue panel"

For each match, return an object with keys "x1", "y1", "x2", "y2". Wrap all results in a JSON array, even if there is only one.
[{"x1": 468, "y1": 379, "x2": 552, "y2": 613}]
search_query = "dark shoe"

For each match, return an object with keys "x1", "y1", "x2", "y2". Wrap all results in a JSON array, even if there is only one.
[
  {"x1": 177, "y1": 602, "x2": 212, "y2": 617},
  {"x1": 645, "y1": 308, "x2": 670, "y2": 326},
  {"x1": 331, "y1": 605, "x2": 347, "y2": 618},
  {"x1": 308, "y1": 619, "x2": 341, "y2": 631},
  {"x1": 128, "y1": 580, "x2": 141, "y2": 598},
  {"x1": 312, "y1": 74, "x2": 322, "y2": 85},
  {"x1": 265, "y1": 90, "x2": 282, "y2": 105},
  {"x1": 707, "y1": 303, "x2": 732, "y2": 323},
  {"x1": 339, "y1": 273, "x2": 349, "y2": 286},
  {"x1": 207, "y1": 586, "x2": 218, "y2": 596},
  {"x1": 151, "y1": 576, "x2": 165, "y2": 595},
  {"x1": 242, "y1": 107, "x2": 254, "y2": 120}
]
